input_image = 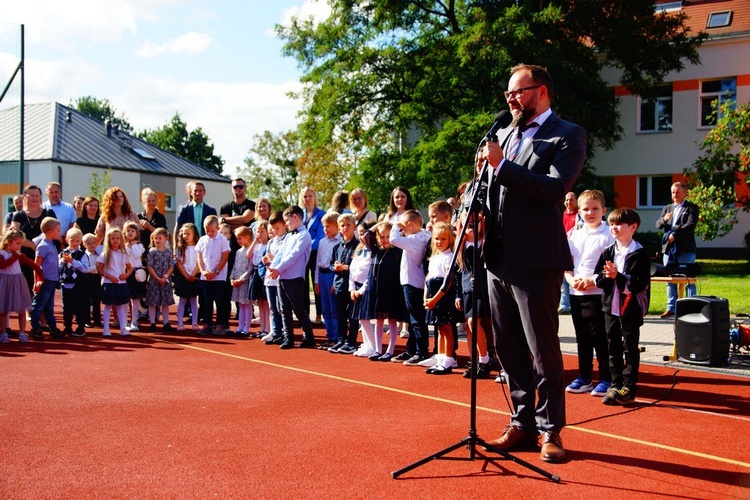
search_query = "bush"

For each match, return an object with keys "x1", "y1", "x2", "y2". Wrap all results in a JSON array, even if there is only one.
[{"x1": 635, "y1": 230, "x2": 663, "y2": 260}]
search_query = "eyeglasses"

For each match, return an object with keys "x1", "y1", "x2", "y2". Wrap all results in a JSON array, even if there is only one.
[
  {"x1": 504, "y1": 85, "x2": 542, "y2": 101},
  {"x1": 232, "y1": 185, "x2": 245, "y2": 190}
]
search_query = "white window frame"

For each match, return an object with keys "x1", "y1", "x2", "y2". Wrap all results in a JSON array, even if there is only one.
[
  {"x1": 707, "y1": 11, "x2": 732, "y2": 28},
  {"x1": 699, "y1": 77, "x2": 736, "y2": 128},
  {"x1": 637, "y1": 176, "x2": 673, "y2": 209},
  {"x1": 638, "y1": 85, "x2": 673, "y2": 133},
  {"x1": 163, "y1": 194, "x2": 175, "y2": 212}
]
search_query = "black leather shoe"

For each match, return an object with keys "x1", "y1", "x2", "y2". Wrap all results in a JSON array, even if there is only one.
[{"x1": 298, "y1": 338, "x2": 316, "y2": 348}]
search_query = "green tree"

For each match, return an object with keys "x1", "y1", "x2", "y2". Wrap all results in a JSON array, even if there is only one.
[
  {"x1": 71, "y1": 96, "x2": 133, "y2": 132},
  {"x1": 240, "y1": 129, "x2": 354, "y2": 210},
  {"x1": 88, "y1": 169, "x2": 112, "y2": 202},
  {"x1": 139, "y1": 113, "x2": 224, "y2": 174},
  {"x1": 278, "y1": 0, "x2": 704, "y2": 209},
  {"x1": 684, "y1": 100, "x2": 750, "y2": 240}
]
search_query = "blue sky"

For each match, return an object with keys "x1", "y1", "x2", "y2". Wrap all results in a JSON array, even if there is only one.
[{"x1": 1, "y1": 0, "x2": 330, "y2": 176}]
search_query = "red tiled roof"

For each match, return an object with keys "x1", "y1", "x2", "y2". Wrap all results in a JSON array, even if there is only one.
[{"x1": 667, "y1": 0, "x2": 750, "y2": 37}]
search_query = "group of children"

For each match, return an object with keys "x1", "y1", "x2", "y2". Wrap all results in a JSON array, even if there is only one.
[{"x1": 0, "y1": 187, "x2": 649, "y2": 407}]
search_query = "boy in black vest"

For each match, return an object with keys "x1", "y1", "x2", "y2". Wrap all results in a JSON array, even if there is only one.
[{"x1": 60, "y1": 228, "x2": 90, "y2": 337}]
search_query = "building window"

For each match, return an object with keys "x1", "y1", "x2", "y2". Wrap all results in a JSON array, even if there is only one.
[
  {"x1": 164, "y1": 194, "x2": 175, "y2": 212},
  {"x1": 707, "y1": 11, "x2": 732, "y2": 28},
  {"x1": 639, "y1": 85, "x2": 672, "y2": 133},
  {"x1": 700, "y1": 78, "x2": 736, "y2": 127},
  {"x1": 638, "y1": 176, "x2": 673, "y2": 209}
]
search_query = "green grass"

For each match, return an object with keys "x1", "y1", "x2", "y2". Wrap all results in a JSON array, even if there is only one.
[{"x1": 648, "y1": 260, "x2": 750, "y2": 315}]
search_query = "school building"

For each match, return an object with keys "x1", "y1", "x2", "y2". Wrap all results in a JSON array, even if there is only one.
[{"x1": 593, "y1": 0, "x2": 750, "y2": 256}]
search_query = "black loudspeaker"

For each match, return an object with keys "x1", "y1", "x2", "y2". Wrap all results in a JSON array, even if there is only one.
[{"x1": 675, "y1": 296, "x2": 730, "y2": 366}]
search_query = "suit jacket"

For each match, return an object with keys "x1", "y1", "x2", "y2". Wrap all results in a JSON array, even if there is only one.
[
  {"x1": 656, "y1": 200, "x2": 698, "y2": 257},
  {"x1": 594, "y1": 244, "x2": 651, "y2": 328},
  {"x1": 175, "y1": 202, "x2": 218, "y2": 235},
  {"x1": 486, "y1": 112, "x2": 587, "y2": 271}
]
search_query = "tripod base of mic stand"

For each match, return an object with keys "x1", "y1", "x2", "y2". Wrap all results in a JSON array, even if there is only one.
[{"x1": 391, "y1": 433, "x2": 560, "y2": 483}]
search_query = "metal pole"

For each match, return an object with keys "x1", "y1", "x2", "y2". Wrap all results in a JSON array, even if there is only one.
[{"x1": 19, "y1": 24, "x2": 25, "y2": 192}]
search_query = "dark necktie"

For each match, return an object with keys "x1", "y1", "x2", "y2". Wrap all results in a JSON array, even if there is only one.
[{"x1": 507, "y1": 122, "x2": 539, "y2": 161}]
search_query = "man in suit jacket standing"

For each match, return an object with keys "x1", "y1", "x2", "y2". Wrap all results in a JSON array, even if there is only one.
[
  {"x1": 174, "y1": 182, "x2": 218, "y2": 238},
  {"x1": 656, "y1": 182, "x2": 699, "y2": 318},
  {"x1": 479, "y1": 64, "x2": 586, "y2": 463}
]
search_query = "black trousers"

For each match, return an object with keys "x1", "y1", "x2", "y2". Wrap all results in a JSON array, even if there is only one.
[
  {"x1": 82, "y1": 273, "x2": 101, "y2": 325},
  {"x1": 487, "y1": 256, "x2": 566, "y2": 433},
  {"x1": 201, "y1": 280, "x2": 228, "y2": 327},
  {"x1": 570, "y1": 294, "x2": 611, "y2": 382},
  {"x1": 62, "y1": 285, "x2": 87, "y2": 330},
  {"x1": 279, "y1": 277, "x2": 315, "y2": 342},
  {"x1": 604, "y1": 313, "x2": 640, "y2": 392}
]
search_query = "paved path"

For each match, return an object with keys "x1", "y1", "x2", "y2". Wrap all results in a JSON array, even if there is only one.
[{"x1": 557, "y1": 313, "x2": 750, "y2": 378}]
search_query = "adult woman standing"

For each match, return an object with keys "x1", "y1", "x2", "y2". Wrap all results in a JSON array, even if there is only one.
[
  {"x1": 72, "y1": 195, "x2": 86, "y2": 219},
  {"x1": 300, "y1": 186, "x2": 326, "y2": 324},
  {"x1": 249, "y1": 197, "x2": 272, "y2": 230},
  {"x1": 11, "y1": 185, "x2": 57, "y2": 293},
  {"x1": 137, "y1": 188, "x2": 167, "y2": 245},
  {"x1": 386, "y1": 186, "x2": 416, "y2": 224},
  {"x1": 95, "y1": 187, "x2": 139, "y2": 246},
  {"x1": 350, "y1": 188, "x2": 377, "y2": 225},
  {"x1": 74, "y1": 196, "x2": 100, "y2": 237}
]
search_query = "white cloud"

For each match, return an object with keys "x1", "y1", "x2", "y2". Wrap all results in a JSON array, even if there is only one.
[
  {"x1": 122, "y1": 77, "x2": 304, "y2": 174},
  {"x1": 21, "y1": 56, "x2": 106, "y2": 105},
  {"x1": 270, "y1": 0, "x2": 332, "y2": 36},
  {"x1": 2, "y1": 0, "x2": 173, "y2": 50},
  {"x1": 136, "y1": 31, "x2": 215, "y2": 58}
]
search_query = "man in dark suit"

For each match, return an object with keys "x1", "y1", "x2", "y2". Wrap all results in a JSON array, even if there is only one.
[
  {"x1": 655, "y1": 182, "x2": 699, "y2": 317},
  {"x1": 174, "y1": 182, "x2": 218, "y2": 238},
  {"x1": 479, "y1": 64, "x2": 586, "y2": 463}
]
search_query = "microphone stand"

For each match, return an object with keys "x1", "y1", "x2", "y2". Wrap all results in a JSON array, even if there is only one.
[{"x1": 391, "y1": 144, "x2": 559, "y2": 483}]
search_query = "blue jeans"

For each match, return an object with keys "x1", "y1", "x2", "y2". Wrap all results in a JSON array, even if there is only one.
[
  {"x1": 664, "y1": 252, "x2": 697, "y2": 312},
  {"x1": 31, "y1": 280, "x2": 58, "y2": 331},
  {"x1": 318, "y1": 271, "x2": 338, "y2": 341},
  {"x1": 266, "y1": 285, "x2": 282, "y2": 337},
  {"x1": 559, "y1": 280, "x2": 571, "y2": 311}
]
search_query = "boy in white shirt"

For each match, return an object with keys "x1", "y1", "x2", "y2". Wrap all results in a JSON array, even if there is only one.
[
  {"x1": 196, "y1": 215, "x2": 230, "y2": 335},
  {"x1": 390, "y1": 209, "x2": 432, "y2": 365},
  {"x1": 564, "y1": 190, "x2": 614, "y2": 397}
]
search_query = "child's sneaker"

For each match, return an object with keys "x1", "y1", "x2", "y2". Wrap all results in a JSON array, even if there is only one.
[
  {"x1": 354, "y1": 346, "x2": 375, "y2": 357},
  {"x1": 261, "y1": 332, "x2": 275, "y2": 342},
  {"x1": 565, "y1": 377, "x2": 593, "y2": 393},
  {"x1": 418, "y1": 354, "x2": 438, "y2": 367},
  {"x1": 18, "y1": 332, "x2": 30, "y2": 342},
  {"x1": 176, "y1": 324, "x2": 185, "y2": 331},
  {"x1": 102, "y1": 331, "x2": 112, "y2": 337},
  {"x1": 591, "y1": 380, "x2": 611, "y2": 397},
  {"x1": 336, "y1": 343, "x2": 357, "y2": 354},
  {"x1": 602, "y1": 386, "x2": 633, "y2": 405},
  {"x1": 0, "y1": 332, "x2": 9, "y2": 343}
]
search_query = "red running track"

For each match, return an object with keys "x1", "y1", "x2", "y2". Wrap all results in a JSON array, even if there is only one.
[{"x1": 1, "y1": 305, "x2": 749, "y2": 498}]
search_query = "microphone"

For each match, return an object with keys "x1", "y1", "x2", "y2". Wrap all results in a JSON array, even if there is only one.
[
  {"x1": 485, "y1": 110, "x2": 512, "y2": 142},
  {"x1": 465, "y1": 111, "x2": 512, "y2": 214}
]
